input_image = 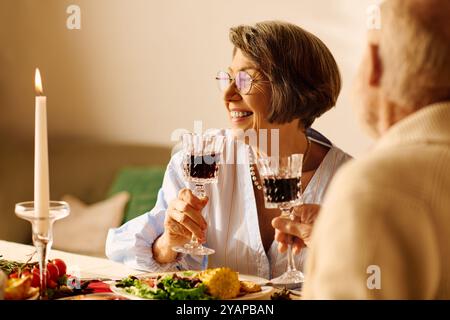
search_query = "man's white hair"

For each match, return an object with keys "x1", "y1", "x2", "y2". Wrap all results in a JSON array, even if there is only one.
[{"x1": 379, "y1": 0, "x2": 450, "y2": 109}]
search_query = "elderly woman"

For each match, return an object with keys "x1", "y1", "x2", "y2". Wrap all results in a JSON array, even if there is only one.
[{"x1": 106, "y1": 21, "x2": 351, "y2": 281}]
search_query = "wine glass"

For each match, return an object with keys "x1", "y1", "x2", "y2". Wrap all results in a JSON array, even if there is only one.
[
  {"x1": 257, "y1": 153, "x2": 304, "y2": 286},
  {"x1": 172, "y1": 132, "x2": 225, "y2": 256}
]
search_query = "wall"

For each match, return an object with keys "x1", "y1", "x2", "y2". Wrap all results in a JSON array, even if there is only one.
[{"x1": 0, "y1": 0, "x2": 375, "y2": 155}]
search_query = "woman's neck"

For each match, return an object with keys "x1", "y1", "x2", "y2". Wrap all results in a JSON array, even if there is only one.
[
  {"x1": 253, "y1": 121, "x2": 308, "y2": 158},
  {"x1": 278, "y1": 123, "x2": 309, "y2": 157}
]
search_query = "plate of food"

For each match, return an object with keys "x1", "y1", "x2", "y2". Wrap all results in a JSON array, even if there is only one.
[
  {"x1": 109, "y1": 267, "x2": 274, "y2": 300},
  {"x1": 58, "y1": 293, "x2": 129, "y2": 300}
]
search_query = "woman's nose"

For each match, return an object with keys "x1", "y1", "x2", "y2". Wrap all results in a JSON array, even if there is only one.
[{"x1": 223, "y1": 81, "x2": 241, "y2": 103}]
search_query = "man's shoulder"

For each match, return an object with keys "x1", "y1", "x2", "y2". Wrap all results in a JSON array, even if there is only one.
[
  {"x1": 332, "y1": 146, "x2": 418, "y2": 190},
  {"x1": 321, "y1": 147, "x2": 426, "y2": 221},
  {"x1": 320, "y1": 148, "x2": 427, "y2": 230}
]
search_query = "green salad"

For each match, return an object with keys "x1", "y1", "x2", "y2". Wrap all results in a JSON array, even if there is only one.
[{"x1": 115, "y1": 274, "x2": 214, "y2": 300}]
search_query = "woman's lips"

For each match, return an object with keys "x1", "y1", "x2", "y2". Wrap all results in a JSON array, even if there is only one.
[{"x1": 229, "y1": 110, "x2": 253, "y2": 123}]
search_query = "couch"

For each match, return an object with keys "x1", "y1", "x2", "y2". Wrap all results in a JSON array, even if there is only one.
[{"x1": 0, "y1": 137, "x2": 171, "y2": 246}]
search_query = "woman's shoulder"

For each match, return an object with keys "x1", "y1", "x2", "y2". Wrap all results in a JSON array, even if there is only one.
[
  {"x1": 304, "y1": 146, "x2": 352, "y2": 203},
  {"x1": 307, "y1": 127, "x2": 332, "y2": 147},
  {"x1": 307, "y1": 128, "x2": 352, "y2": 163},
  {"x1": 328, "y1": 144, "x2": 353, "y2": 165}
]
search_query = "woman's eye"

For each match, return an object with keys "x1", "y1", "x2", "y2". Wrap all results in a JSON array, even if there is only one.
[{"x1": 236, "y1": 72, "x2": 252, "y2": 86}]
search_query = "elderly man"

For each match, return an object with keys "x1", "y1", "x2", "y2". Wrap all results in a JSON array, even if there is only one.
[{"x1": 292, "y1": 0, "x2": 450, "y2": 299}]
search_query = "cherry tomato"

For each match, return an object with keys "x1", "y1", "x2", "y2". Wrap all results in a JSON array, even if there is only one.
[
  {"x1": 47, "y1": 262, "x2": 60, "y2": 282},
  {"x1": 9, "y1": 272, "x2": 18, "y2": 279},
  {"x1": 31, "y1": 267, "x2": 40, "y2": 287},
  {"x1": 47, "y1": 279, "x2": 58, "y2": 289},
  {"x1": 51, "y1": 259, "x2": 67, "y2": 277}
]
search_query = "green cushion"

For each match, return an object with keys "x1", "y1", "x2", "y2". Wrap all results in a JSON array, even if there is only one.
[{"x1": 107, "y1": 166, "x2": 166, "y2": 224}]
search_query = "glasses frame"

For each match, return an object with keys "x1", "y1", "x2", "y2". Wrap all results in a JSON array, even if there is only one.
[{"x1": 215, "y1": 70, "x2": 271, "y2": 95}]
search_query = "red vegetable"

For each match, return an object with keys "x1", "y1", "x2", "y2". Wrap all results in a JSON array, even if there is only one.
[
  {"x1": 31, "y1": 267, "x2": 40, "y2": 287},
  {"x1": 47, "y1": 262, "x2": 60, "y2": 282},
  {"x1": 47, "y1": 279, "x2": 58, "y2": 289},
  {"x1": 51, "y1": 259, "x2": 67, "y2": 277}
]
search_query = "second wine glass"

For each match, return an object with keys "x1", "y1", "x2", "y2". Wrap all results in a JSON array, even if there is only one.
[
  {"x1": 257, "y1": 153, "x2": 305, "y2": 287},
  {"x1": 172, "y1": 132, "x2": 225, "y2": 256}
]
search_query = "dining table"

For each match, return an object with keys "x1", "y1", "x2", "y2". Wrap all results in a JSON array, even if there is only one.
[
  {"x1": 0, "y1": 240, "x2": 141, "y2": 280},
  {"x1": 0, "y1": 240, "x2": 301, "y2": 300}
]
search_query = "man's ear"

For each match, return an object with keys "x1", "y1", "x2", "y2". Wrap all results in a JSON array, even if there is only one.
[{"x1": 368, "y1": 44, "x2": 382, "y2": 87}]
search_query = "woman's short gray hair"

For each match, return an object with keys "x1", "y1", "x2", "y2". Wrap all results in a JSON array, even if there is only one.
[{"x1": 229, "y1": 21, "x2": 341, "y2": 129}]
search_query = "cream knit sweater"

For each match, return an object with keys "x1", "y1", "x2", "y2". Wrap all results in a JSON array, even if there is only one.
[{"x1": 303, "y1": 102, "x2": 450, "y2": 299}]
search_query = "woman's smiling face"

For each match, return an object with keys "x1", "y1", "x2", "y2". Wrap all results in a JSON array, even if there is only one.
[{"x1": 223, "y1": 49, "x2": 272, "y2": 131}]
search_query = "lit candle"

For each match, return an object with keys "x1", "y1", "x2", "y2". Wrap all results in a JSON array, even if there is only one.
[{"x1": 34, "y1": 68, "x2": 49, "y2": 234}]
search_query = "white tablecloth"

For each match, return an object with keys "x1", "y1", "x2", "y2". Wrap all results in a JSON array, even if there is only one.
[{"x1": 0, "y1": 240, "x2": 141, "y2": 280}]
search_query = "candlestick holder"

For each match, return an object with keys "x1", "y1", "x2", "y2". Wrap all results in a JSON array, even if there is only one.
[{"x1": 15, "y1": 201, "x2": 69, "y2": 300}]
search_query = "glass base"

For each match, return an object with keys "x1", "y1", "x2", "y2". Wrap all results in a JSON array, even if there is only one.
[
  {"x1": 270, "y1": 270, "x2": 305, "y2": 289},
  {"x1": 172, "y1": 243, "x2": 215, "y2": 256}
]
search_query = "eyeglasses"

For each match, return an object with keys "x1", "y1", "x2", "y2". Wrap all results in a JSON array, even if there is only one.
[{"x1": 215, "y1": 70, "x2": 271, "y2": 95}]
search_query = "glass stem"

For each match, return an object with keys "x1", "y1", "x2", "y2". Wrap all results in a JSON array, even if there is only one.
[
  {"x1": 281, "y1": 207, "x2": 297, "y2": 273},
  {"x1": 188, "y1": 184, "x2": 206, "y2": 248},
  {"x1": 194, "y1": 184, "x2": 206, "y2": 199},
  {"x1": 36, "y1": 241, "x2": 49, "y2": 299},
  {"x1": 190, "y1": 235, "x2": 200, "y2": 248}
]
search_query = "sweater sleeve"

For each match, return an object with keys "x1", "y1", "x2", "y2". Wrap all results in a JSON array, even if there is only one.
[{"x1": 302, "y1": 163, "x2": 440, "y2": 299}]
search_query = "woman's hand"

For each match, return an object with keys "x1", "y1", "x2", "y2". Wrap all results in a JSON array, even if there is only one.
[
  {"x1": 272, "y1": 204, "x2": 321, "y2": 254},
  {"x1": 153, "y1": 188, "x2": 208, "y2": 263}
]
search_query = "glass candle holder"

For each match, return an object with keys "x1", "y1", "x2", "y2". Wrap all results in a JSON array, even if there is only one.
[{"x1": 15, "y1": 201, "x2": 69, "y2": 300}]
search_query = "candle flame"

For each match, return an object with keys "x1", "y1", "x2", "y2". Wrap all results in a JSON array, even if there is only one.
[{"x1": 35, "y1": 68, "x2": 43, "y2": 95}]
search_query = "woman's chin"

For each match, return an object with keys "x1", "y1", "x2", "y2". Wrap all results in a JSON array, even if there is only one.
[{"x1": 229, "y1": 116, "x2": 253, "y2": 131}]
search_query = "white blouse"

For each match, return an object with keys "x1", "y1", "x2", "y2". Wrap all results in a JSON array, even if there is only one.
[{"x1": 106, "y1": 129, "x2": 351, "y2": 280}]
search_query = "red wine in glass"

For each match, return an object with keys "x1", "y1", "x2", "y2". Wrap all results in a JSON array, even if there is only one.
[
  {"x1": 263, "y1": 177, "x2": 301, "y2": 204},
  {"x1": 184, "y1": 154, "x2": 219, "y2": 182}
]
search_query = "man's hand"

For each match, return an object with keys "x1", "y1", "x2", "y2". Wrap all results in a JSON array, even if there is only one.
[{"x1": 272, "y1": 204, "x2": 321, "y2": 254}]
